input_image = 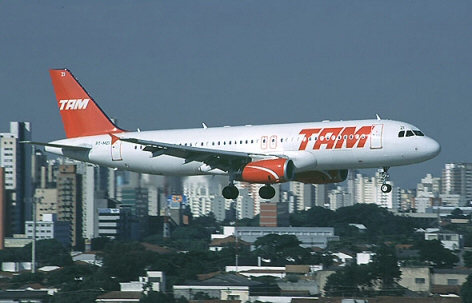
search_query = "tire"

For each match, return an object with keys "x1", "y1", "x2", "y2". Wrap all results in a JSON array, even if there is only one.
[
  {"x1": 259, "y1": 185, "x2": 276, "y2": 200},
  {"x1": 381, "y1": 184, "x2": 392, "y2": 193},
  {"x1": 222, "y1": 186, "x2": 239, "y2": 200}
]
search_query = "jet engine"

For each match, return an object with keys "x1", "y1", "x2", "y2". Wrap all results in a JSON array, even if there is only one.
[
  {"x1": 235, "y1": 158, "x2": 295, "y2": 184},
  {"x1": 294, "y1": 169, "x2": 348, "y2": 184}
]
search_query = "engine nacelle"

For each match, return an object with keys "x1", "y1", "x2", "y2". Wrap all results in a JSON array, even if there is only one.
[
  {"x1": 235, "y1": 158, "x2": 295, "y2": 184},
  {"x1": 294, "y1": 169, "x2": 348, "y2": 184}
]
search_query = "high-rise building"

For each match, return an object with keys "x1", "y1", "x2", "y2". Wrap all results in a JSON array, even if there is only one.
[
  {"x1": 57, "y1": 164, "x2": 83, "y2": 248},
  {"x1": 0, "y1": 167, "x2": 5, "y2": 249},
  {"x1": 442, "y1": 163, "x2": 472, "y2": 203},
  {"x1": 34, "y1": 188, "x2": 58, "y2": 221},
  {"x1": 314, "y1": 184, "x2": 328, "y2": 207},
  {"x1": 417, "y1": 174, "x2": 441, "y2": 197},
  {"x1": 0, "y1": 122, "x2": 33, "y2": 235},
  {"x1": 286, "y1": 182, "x2": 315, "y2": 211},
  {"x1": 25, "y1": 214, "x2": 71, "y2": 247},
  {"x1": 328, "y1": 186, "x2": 352, "y2": 210},
  {"x1": 97, "y1": 208, "x2": 133, "y2": 240},
  {"x1": 353, "y1": 170, "x2": 399, "y2": 209},
  {"x1": 259, "y1": 202, "x2": 289, "y2": 227}
]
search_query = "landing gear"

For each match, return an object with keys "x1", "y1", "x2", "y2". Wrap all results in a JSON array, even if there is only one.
[
  {"x1": 380, "y1": 167, "x2": 392, "y2": 193},
  {"x1": 222, "y1": 184, "x2": 239, "y2": 200},
  {"x1": 259, "y1": 185, "x2": 276, "y2": 200},
  {"x1": 381, "y1": 183, "x2": 392, "y2": 193}
]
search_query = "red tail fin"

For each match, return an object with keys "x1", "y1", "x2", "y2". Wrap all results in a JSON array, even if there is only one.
[{"x1": 49, "y1": 69, "x2": 124, "y2": 138}]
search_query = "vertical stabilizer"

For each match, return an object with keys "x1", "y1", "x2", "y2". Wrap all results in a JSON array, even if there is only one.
[{"x1": 49, "y1": 69, "x2": 124, "y2": 138}]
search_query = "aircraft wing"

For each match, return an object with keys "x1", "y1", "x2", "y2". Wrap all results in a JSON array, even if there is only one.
[{"x1": 120, "y1": 137, "x2": 278, "y2": 172}]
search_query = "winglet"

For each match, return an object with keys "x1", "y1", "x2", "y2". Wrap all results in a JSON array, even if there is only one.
[{"x1": 49, "y1": 69, "x2": 125, "y2": 138}]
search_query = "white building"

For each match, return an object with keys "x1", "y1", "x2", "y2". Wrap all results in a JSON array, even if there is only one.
[
  {"x1": 328, "y1": 186, "x2": 352, "y2": 210},
  {"x1": 442, "y1": 163, "x2": 472, "y2": 203},
  {"x1": 357, "y1": 251, "x2": 375, "y2": 265},
  {"x1": 352, "y1": 170, "x2": 399, "y2": 209},
  {"x1": 425, "y1": 231, "x2": 463, "y2": 251},
  {"x1": 97, "y1": 208, "x2": 132, "y2": 240},
  {"x1": 417, "y1": 174, "x2": 441, "y2": 197},
  {"x1": 120, "y1": 271, "x2": 166, "y2": 293},
  {"x1": 286, "y1": 182, "x2": 314, "y2": 211},
  {"x1": 184, "y1": 176, "x2": 226, "y2": 219},
  {"x1": 214, "y1": 226, "x2": 338, "y2": 249},
  {"x1": 25, "y1": 214, "x2": 71, "y2": 247}
]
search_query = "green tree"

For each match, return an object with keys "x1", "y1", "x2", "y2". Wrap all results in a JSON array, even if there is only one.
[
  {"x1": 91, "y1": 236, "x2": 111, "y2": 251},
  {"x1": 465, "y1": 251, "x2": 472, "y2": 268},
  {"x1": 25, "y1": 239, "x2": 73, "y2": 267},
  {"x1": 414, "y1": 239, "x2": 459, "y2": 268},
  {"x1": 370, "y1": 244, "x2": 402, "y2": 293},
  {"x1": 11, "y1": 272, "x2": 45, "y2": 287},
  {"x1": 461, "y1": 274, "x2": 472, "y2": 303},
  {"x1": 253, "y1": 234, "x2": 310, "y2": 264},
  {"x1": 324, "y1": 263, "x2": 375, "y2": 297},
  {"x1": 140, "y1": 291, "x2": 174, "y2": 303},
  {"x1": 101, "y1": 242, "x2": 155, "y2": 281}
]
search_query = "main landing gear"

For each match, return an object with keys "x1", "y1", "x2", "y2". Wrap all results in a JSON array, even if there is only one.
[
  {"x1": 222, "y1": 183, "x2": 276, "y2": 200},
  {"x1": 259, "y1": 185, "x2": 276, "y2": 200},
  {"x1": 380, "y1": 167, "x2": 392, "y2": 193},
  {"x1": 222, "y1": 183, "x2": 239, "y2": 200}
]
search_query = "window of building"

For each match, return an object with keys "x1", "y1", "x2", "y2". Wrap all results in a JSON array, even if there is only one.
[{"x1": 415, "y1": 278, "x2": 425, "y2": 284}]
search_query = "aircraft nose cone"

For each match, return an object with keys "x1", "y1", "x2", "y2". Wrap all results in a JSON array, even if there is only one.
[{"x1": 426, "y1": 137, "x2": 441, "y2": 158}]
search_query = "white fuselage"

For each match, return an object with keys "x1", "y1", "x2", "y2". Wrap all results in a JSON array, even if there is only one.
[{"x1": 45, "y1": 119, "x2": 440, "y2": 177}]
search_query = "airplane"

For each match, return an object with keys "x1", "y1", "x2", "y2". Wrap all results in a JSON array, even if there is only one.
[{"x1": 27, "y1": 69, "x2": 441, "y2": 200}]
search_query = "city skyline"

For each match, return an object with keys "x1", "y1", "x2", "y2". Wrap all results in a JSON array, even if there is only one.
[{"x1": 0, "y1": 2, "x2": 471, "y2": 189}]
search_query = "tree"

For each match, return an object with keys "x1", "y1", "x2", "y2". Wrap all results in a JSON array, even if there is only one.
[
  {"x1": 414, "y1": 239, "x2": 459, "y2": 268},
  {"x1": 465, "y1": 251, "x2": 472, "y2": 268},
  {"x1": 140, "y1": 291, "x2": 174, "y2": 303},
  {"x1": 370, "y1": 244, "x2": 402, "y2": 294},
  {"x1": 101, "y1": 242, "x2": 155, "y2": 281},
  {"x1": 461, "y1": 274, "x2": 472, "y2": 303},
  {"x1": 324, "y1": 263, "x2": 375, "y2": 297},
  {"x1": 24, "y1": 239, "x2": 73, "y2": 267},
  {"x1": 253, "y1": 234, "x2": 310, "y2": 264}
]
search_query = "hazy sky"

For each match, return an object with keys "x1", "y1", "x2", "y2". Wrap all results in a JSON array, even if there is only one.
[{"x1": 1, "y1": 1, "x2": 470, "y2": 189}]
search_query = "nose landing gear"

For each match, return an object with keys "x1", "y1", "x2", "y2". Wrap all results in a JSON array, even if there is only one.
[{"x1": 380, "y1": 167, "x2": 392, "y2": 193}]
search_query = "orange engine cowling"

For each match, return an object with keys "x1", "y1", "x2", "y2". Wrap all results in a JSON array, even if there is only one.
[
  {"x1": 235, "y1": 159, "x2": 295, "y2": 184},
  {"x1": 294, "y1": 169, "x2": 348, "y2": 184}
]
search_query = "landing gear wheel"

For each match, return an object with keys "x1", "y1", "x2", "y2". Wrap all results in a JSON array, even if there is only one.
[
  {"x1": 259, "y1": 185, "x2": 276, "y2": 200},
  {"x1": 381, "y1": 183, "x2": 392, "y2": 193},
  {"x1": 222, "y1": 185, "x2": 239, "y2": 200}
]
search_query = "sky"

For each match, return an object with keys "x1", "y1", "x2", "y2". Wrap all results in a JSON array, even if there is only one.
[{"x1": 0, "y1": 1, "x2": 471, "y2": 189}]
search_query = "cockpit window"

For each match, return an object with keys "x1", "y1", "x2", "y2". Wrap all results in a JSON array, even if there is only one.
[
  {"x1": 399, "y1": 129, "x2": 425, "y2": 138},
  {"x1": 413, "y1": 130, "x2": 424, "y2": 136}
]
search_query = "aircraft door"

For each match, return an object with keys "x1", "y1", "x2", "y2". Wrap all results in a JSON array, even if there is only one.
[
  {"x1": 370, "y1": 124, "x2": 383, "y2": 149},
  {"x1": 111, "y1": 140, "x2": 123, "y2": 161}
]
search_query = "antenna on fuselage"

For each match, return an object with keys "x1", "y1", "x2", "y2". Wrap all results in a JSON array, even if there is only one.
[{"x1": 376, "y1": 114, "x2": 382, "y2": 121}]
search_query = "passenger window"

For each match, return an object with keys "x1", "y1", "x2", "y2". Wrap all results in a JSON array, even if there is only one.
[
  {"x1": 398, "y1": 131, "x2": 405, "y2": 137},
  {"x1": 406, "y1": 130, "x2": 414, "y2": 137}
]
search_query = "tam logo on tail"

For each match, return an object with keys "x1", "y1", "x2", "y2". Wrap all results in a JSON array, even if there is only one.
[
  {"x1": 59, "y1": 99, "x2": 90, "y2": 110},
  {"x1": 50, "y1": 69, "x2": 124, "y2": 138}
]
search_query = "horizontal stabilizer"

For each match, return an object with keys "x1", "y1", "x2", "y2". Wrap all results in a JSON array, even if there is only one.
[{"x1": 21, "y1": 141, "x2": 92, "y2": 151}]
